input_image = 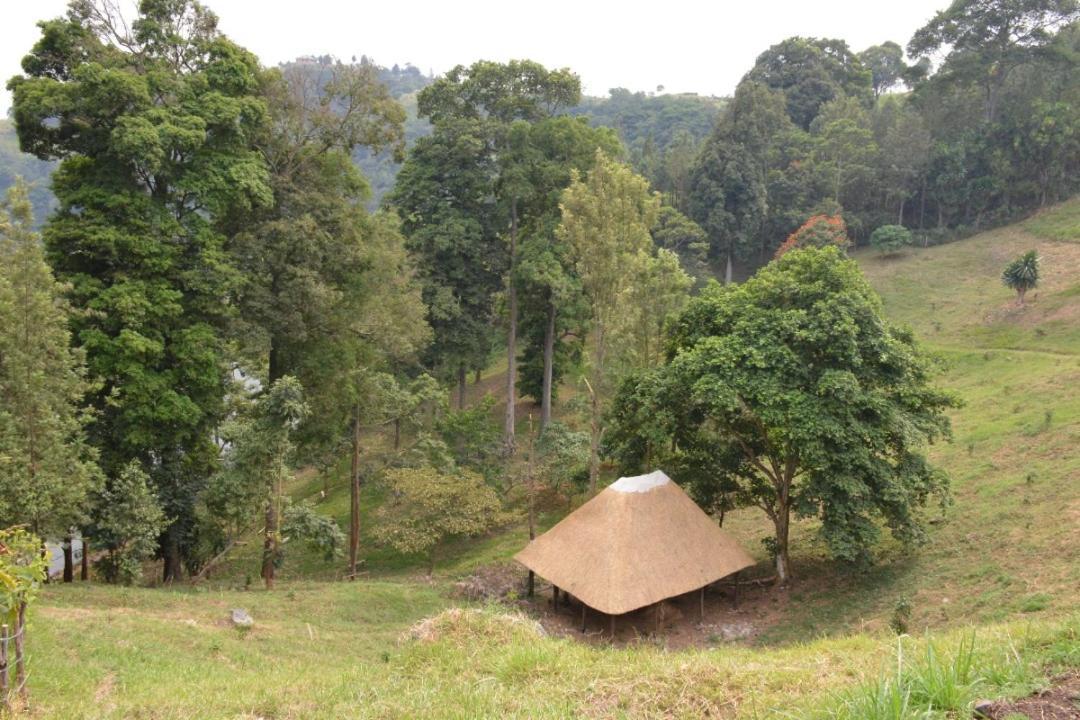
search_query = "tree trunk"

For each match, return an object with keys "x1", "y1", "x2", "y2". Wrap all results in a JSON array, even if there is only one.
[
  {"x1": 268, "y1": 335, "x2": 284, "y2": 384},
  {"x1": 62, "y1": 536, "x2": 73, "y2": 583},
  {"x1": 540, "y1": 298, "x2": 555, "y2": 431},
  {"x1": 724, "y1": 253, "x2": 733, "y2": 284},
  {"x1": 1017, "y1": 288, "x2": 1026, "y2": 306},
  {"x1": 457, "y1": 363, "x2": 467, "y2": 410},
  {"x1": 262, "y1": 500, "x2": 277, "y2": 590},
  {"x1": 81, "y1": 537, "x2": 89, "y2": 581},
  {"x1": 504, "y1": 197, "x2": 519, "y2": 455},
  {"x1": 162, "y1": 524, "x2": 183, "y2": 583},
  {"x1": 587, "y1": 378, "x2": 601, "y2": 496},
  {"x1": 773, "y1": 505, "x2": 791, "y2": 586},
  {"x1": 348, "y1": 404, "x2": 361, "y2": 578},
  {"x1": 898, "y1": 197, "x2": 905, "y2": 226},
  {"x1": 474, "y1": 368, "x2": 482, "y2": 384}
]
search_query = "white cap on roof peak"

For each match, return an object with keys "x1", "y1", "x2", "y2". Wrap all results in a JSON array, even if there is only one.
[{"x1": 609, "y1": 470, "x2": 671, "y2": 494}]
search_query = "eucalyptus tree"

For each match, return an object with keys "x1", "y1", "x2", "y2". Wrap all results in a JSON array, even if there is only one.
[{"x1": 8, "y1": 0, "x2": 272, "y2": 580}]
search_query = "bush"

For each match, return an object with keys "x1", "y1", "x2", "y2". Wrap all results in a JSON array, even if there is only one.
[{"x1": 870, "y1": 225, "x2": 913, "y2": 254}]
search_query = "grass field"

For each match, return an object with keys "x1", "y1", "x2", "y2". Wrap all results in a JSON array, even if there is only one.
[{"x1": 25, "y1": 200, "x2": 1080, "y2": 718}]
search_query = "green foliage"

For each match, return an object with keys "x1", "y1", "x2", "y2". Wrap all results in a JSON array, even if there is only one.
[
  {"x1": 281, "y1": 502, "x2": 346, "y2": 562},
  {"x1": 0, "y1": 527, "x2": 48, "y2": 623},
  {"x1": 435, "y1": 396, "x2": 504, "y2": 481},
  {"x1": 1001, "y1": 250, "x2": 1040, "y2": 302},
  {"x1": 0, "y1": 121, "x2": 54, "y2": 225},
  {"x1": 891, "y1": 597, "x2": 914, "y2": 635},
  {"x1": 871, "y1": 225, "x2": 915, "y2": 254},
  {"x1": 374, "y1": 467, "x2": 507, "y2": 571},
  {"x1": 92, "y1": 461, "x2": 167, "y2": 585},
  {"x1": 859, "y1": 42, "x2": 908, "y2": 97},
  {"x1": 611, "y1": 248, "x2": 958, "y2": 580},
  {"x1": 9, "y1": 0, "x2": 274, "y2": 577},
  {"x1": 0, "y1": 181, "x2": 102, "y2": 537}
]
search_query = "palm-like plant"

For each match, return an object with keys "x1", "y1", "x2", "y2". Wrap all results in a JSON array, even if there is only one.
[{"x1": 1001, "y1": 250, "x2": 1040, "y2": 305}]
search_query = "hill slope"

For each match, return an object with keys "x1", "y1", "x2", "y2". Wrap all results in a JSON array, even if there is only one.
[{"x1": 25, "y1": 203, "x2": 1080, "y2": 718}]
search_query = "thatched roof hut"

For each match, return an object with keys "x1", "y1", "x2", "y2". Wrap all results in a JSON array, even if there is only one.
[{"x1": 514, "y1": 470, "x2": 755, "y2": 616}]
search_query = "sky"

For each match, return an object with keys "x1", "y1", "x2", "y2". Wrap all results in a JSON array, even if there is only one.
[{"x1": 1, "y1": 0, "x2": 947, "y2": 115}]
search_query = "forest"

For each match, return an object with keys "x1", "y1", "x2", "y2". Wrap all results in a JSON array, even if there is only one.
[{"x1": 0, "y1": 0, "x2": 1077, "y2": 640}]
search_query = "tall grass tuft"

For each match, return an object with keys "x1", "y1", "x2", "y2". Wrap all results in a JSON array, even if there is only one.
[{"x1": 908, "y1": 633, "x2": 978, "y2": 712}]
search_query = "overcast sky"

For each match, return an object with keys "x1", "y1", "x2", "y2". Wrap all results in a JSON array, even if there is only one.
[{"x1": 2, "y1": 0, "x2": 947, "y2": 115}]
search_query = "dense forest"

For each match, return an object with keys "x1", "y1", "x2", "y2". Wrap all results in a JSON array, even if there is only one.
[{"x1": 0, "y1": 0, "x2": 1077, "y2": 590}]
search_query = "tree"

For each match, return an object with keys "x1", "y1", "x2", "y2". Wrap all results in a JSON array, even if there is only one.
[
  {"x1": 615, "y1": 248, "x2": 957, "y2": 584},
  {"x1": 8, "y1": 0, "x2": 273, "y2": 581},
  {"x1": 557, "y1": 151, "x2": 661, "y2": 493},
  {"x1": 651, "y1": 206, "x2": 710, "y2": 285},
  {"x1": 391, "y1": 118, "x2": 503, "y2": 407},
  {"x1": 0, "y1": 181, "x2": 102, "y2": 570},
  {"x1": 908, "y1": 0, "x2": 1080, "y2": 122},
  {"x1": 810, "y1": 97, "x2": 879, "y2": 209},
  {"x1": 774, "y1": 214, "x2": 850, "y2": 257},
  {"x1": 859, "y1": 42, "x2": 907, "y2": 97},
  {"x1": 869, "y1": 224, "x2": 914, "y2": 254},
  {"x1": 374, "y1": 467, "x2": 506, "y2": 574},
  {"x1": 91, "y1": 461, "x2": 167, "y2": 585},
  {"x1": 214, "y1": 376, "x2": 310, "y2": 589},
  {"x1": 747, "y1": 37, "x2": 873, "y2": 130},
  {"x1": 1001, "y1": 250, "x2": 1040, "y2": 304},
  {"x1": 414, "y1": 60, "x2": 582, "y2": 452}
]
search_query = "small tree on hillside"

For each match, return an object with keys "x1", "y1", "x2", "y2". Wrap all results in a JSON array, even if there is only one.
[
  {"x1": 774, "y1": 214, "x2": 850, "y2": 258},
  {"x1": 91, "y1": 462, "x2": 167, "y2": 585},
  {"x1": 1001, "y1": 250, "x2": 1040, "y2": 305},
  {"x1": 609, "y1": 247, "x2": 959, "y2": 584},
  {"x1": 374, "y1": 467, "x2": 506, "y2": 574},
  {"x1": 869, "y1": 225, "x2": 913, "y2": 255}
]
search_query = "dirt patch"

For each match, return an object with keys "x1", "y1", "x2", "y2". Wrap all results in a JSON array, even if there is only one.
[
  {"x1": 976, "y1": 672, "x2": 1080, "y2": 719},
  {"x1": 451, "y1": 561, "x2": 529, "y2": 602},
  {"x1": 522, "y1": 576, "x2": 788, "y2": 649}
]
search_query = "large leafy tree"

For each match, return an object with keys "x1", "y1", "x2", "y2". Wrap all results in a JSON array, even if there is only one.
[
  {"x1": 7, "y1": 0, "x2": 272, "y2": 580},
  {"x1": 413, "y1": 60, "x2": 581, "y2": 452},
  {"x1": 0, "y1": 181, "x2": 102, "y2": 562},
  {"x1": 859, "y1": 41, "x2": 907, "y2": 97},
  {"x1": 908, "y1": 0, "x2": 1080, "y2": 122},
  {"x1": 747, "y1": 37, "x2": 873, "y2": 130},
  {"x1": 611, "y1": 248, "x2": 958, "y2": 584}
]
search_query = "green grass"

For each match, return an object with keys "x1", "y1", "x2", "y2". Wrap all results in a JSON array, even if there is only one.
[
  {"x1": 24, "y1": 198, "x2": 1080, "y2": 717},
  {"x1": 1023, "y1": 196, "x2": 1080, "y2": 243}
]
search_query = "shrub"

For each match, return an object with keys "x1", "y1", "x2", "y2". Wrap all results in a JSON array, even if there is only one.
[
  {"x1": 775, "y1": 214, "x2": 850, "y2": 258},
  {"x1": 870, "y1": 225, "x2": 913, "y2": 254}
]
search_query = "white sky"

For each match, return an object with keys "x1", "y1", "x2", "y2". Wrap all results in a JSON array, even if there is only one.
[{"x1": 2, "y1": 0, "x2": 946, "y2": 115}]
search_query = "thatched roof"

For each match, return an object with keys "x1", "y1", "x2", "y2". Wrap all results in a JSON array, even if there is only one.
[{"x1": 514, "y1": 470, "x2": 755, "y2": 615}]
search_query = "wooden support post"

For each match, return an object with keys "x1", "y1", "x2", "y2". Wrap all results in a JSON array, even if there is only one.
[
  {"x1": 1, "y1": 623, "x2": 9, "y2": 708},
  {"x1": 610, "y1": 613, "x2": 615, "y2": 637},
  {"x1": 580, "y1": 604, "x2": 587, "y2": 633},
  {"x1": 14, "y1": 603, "x2": 26, "y2": 700},
  {"x1": 527, "y1": 570, "x2": 534, "y2": 598},
  {"x1": 700, "y1": 586, "x2": 706, "y2": 622},
  {"x1": 552, "y1": 585, "x2": 559, "y2": 608},
  {"x1": 732, "y1": 571, "x2": 740, "y2": 609}
]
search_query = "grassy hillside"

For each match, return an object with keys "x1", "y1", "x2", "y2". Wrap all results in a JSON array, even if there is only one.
[{"x1": 24, "y1": 201, "x2": 1080, "y2": 717}]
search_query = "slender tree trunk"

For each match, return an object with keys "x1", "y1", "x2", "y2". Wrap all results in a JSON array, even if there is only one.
[
  {"x1": 457, "y1": 364, "x2": 467, "y2": 410},
  {"x1": 526, "y1": 421, "x2": 536, "y2": 597},
  {"x1": 504, "y1": 197, "x2": 519, "y2": 455},
  {"x1": 62, "y1": 535, "x2": 73, "y2": 583},
  {"x1": 348, "y1": 403, "x2": 361, "y2": 577},
  {"x1": 919, "y1": 179, "x2": 927, "y2": 231},
  {"x1": 81, "y1": 536, "x2": 89, "y2": 581},
  {"x1": 474, "y1": 368, "x2": 482, "y2": 384},
  {"x1": 773, "y1": 492, "x2": 791, "y2": 586},
  {"x1": 724, "y1": 253, "x2": 733, "y2": 284},
  {"x1": 898, "y1": 197, "x2": 905, "y2": 226},
  {"x1": 540, "y1": 298, "x2": 555, "y2": 431},
  {"x1": 262, "y1": 498, "x2": 277, "y2": 589},
  {"x1": 163, "y1": 524, "x2": 183, "y2": 583}
]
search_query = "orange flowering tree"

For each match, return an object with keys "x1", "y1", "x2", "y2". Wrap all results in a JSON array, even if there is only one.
[{"x1": 774, "y1": 215, "x2": 850, "y2": 258}]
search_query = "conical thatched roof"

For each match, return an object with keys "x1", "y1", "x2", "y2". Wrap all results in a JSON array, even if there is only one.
[{"x1": 514, "y1": 470, "x2": 755, "y2": 615}]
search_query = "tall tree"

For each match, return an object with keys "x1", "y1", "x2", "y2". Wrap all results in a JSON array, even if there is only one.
[
  {"x1": 0, "y1": 181, "x2": 102, "y2": 569},
  {"x1": 557, "y1": 151, "x2": 661, "y2": 493},
  {"x1": 8, "y1": 0, "x2": 272, "y2": 581},
  {"x1": 908, "y1": 0, "x2": 1080, "y2": 122},
  {"x1": 414, "y1": 60, "x2": 581, "y2": 453},
  {"x1": 859, "y1": 41, "x2": 907, "y2": 97}
]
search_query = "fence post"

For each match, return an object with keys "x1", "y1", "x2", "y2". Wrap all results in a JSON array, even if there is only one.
[
  {"x1": 14, "y1": 603, "x2": 26, "y2": 701},
  {"x1": 1, "y1": 622, "x2": 9, "y2": 709}
]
